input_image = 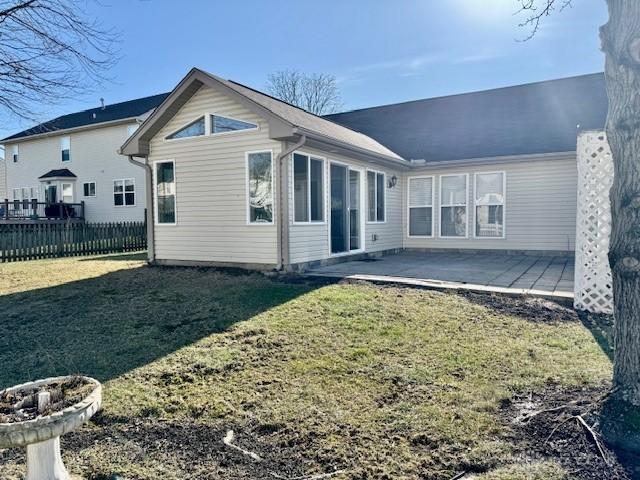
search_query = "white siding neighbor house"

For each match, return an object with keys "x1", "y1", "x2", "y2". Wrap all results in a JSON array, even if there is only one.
[
  {"x1": 1, "y1": 93, "x2": 168, "y2": 222},
  {"x1": 120, "y1": 68, "x2": 607, "y2": 271}
]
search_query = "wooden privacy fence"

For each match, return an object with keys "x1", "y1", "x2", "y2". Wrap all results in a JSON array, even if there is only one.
[{"x1": 0, "y1": 221, "x2": 147, "y2": 262}]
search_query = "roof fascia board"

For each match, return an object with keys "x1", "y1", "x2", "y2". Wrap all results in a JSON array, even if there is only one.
[
  {"x1": 409, "y1": 151, "x2": 576, "y2": 170},
  {"x1": 2, "y1": 117, "x2": 138, "y2": 145}
]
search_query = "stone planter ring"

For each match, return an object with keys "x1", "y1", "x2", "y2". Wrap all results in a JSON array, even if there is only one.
[{"x1": 0, "y1": 375, "x2": 102, "y2": 480}]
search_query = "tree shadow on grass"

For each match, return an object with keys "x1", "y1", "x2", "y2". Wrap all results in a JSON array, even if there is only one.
[{"x1": 0, "y1": 265, "x2": 314, "y2": 388}]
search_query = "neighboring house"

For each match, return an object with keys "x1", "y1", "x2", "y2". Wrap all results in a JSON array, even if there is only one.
[
  {"x1": 1, "y1": 93, "x2": 168, "y2": 222},
  {"x1": 0, "y1": 155, "x2": 6, "y2": 201},
  {"x1": 121, "y1": 68, "x2": 607, "y2": 270}
]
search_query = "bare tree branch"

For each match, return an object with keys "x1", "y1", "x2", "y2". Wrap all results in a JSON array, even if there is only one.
[
  {"x1": 0, "y1": 0, "x2": 119, "y2": 125},
  {"x1": 266, "y1": 70, "x2": 343, "y2": 115},
  {"x1": 516, "y1": 0, "x2": 573, "y2": 40}
]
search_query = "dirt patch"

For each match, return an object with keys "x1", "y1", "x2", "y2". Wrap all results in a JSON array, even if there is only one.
[
  {"x1": 499, "y1": 384, "x2": 637, "y2": 479},
  {"x1": 0, "y1": 376, "x2": 94, "y2": 423},
  {"x1": 461, "y1": 291, "x2": 580, "y2": 323},
  {"x1": 61, "y1": 414, "x2": 324, "y2": 479}
]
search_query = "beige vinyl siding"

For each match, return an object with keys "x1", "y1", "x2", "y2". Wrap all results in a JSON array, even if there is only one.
[
  {"x1": 148, "y1": 85, "x2": 280, "y2": 265},
  {"x1": 403, "y1": 156, "x2": 578, "y2": 252},
  {"x1": 4, "y1": 124, "x2": 146, "y2": 222},
  {"x1": 288, "y1": 146, "x2": 403, "y2": 265}
]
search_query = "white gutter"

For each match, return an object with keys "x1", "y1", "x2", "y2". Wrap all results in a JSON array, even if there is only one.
[
  {"x1": 127, "y1": 155, "x2": 155, "y2": 263},
  {"x1": 276, "y1": 134, "x2": 306, "y2": 270}
]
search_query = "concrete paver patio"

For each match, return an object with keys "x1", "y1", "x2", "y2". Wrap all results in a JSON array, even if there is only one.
[{"x1": 306, "y1": 251, "x2": 574, "y2": 300}]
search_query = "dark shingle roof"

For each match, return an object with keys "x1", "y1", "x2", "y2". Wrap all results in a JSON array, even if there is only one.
[
  {"x1": 324, "y1": 73, "x2": 608, "y2": 163},
  {"x1": 39, "y1": 169, "x2": 76, "y2": 179},
  {"x1": 2, "y1": 93, "x2": 170, "y2": 142}
]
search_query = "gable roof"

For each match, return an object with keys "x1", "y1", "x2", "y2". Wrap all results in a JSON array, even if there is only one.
[
  {"x1": 2, "y1": 93, "x2": 170, "y2": 143},
  {"x1": 221, "y1": 78, "x2": 403, "y2": 161},
  {"x1": 325, "y1": 73, "x2": 608, "y2": 163},
  {"x1": 121, "y1": 68, "x2": 404, "y2": 164},
  {"x1": 38, "y1": 168, "x2": 76, "y2": 179}
]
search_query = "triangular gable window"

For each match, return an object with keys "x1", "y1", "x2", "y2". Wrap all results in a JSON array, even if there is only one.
[
  {"x1": 166, "y1": 116, "x2": 205, "y2": 140},
  {"x1": 211, "y1": 115, "x2": 257, "y2": 134}
]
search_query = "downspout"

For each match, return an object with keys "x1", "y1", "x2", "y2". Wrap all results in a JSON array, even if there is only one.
[
  {"x1": 276, "y1": 134, "x2": 306, "y2": 271},
  {"x1": 127, "y1": 155, "x2": 155, "y2": 263}
]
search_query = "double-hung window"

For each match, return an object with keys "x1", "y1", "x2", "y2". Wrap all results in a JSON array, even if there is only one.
[
  {"x1": 114, "y1": 179, "x2": 135, "y2": 206},
  {"x1": 440, "y1": 174, "x2": 468, "y2": 238},
  {"x1": 247, "y1": 151, "x2": 273, "y2": 224},
  {"x1": 61, "y1": 183, "x2": 73, "y2": 203},
  {"x1": 60, "y1": 136, "x2": 71, "y2": 162},
  {"x1": 293, "y1": 153, "x2": 324, "y2": 223},
  {"x1": 11, "y1": 145, "x2": 18, "y2": 163},
  {"x1": 155, "y1": 160, "x2": 177, "y2": 224},
  {"x1": 367, "y1": 170, "x2": 385, "y2": 222},
  {"x1": 408, "y1": 176, "x2": 434, "y2": 237},
  {"x1": 474, "y1": 172, "x2": 505, "y2": 238},
  {"x1": 83, "y1": 182, "x2": 96, "y2": 197}
]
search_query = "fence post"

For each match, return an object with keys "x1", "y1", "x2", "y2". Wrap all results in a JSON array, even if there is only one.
[{"x1": 81, "y1": 201, "x2": 85, "y2": 220}]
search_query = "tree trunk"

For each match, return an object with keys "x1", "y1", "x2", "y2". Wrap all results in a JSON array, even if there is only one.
[{"x1": 600, "y1": 0, "x2": 640, "y2": 452}]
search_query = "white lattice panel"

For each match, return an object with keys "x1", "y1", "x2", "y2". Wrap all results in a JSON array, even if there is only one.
[{"x1": 574, "y1": 131, "x2": 614, "y2": 314}]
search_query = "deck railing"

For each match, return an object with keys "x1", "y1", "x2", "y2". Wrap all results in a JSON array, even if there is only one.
[{"x1": 1, "y1": 199, "x2": 85, "y2": 222}]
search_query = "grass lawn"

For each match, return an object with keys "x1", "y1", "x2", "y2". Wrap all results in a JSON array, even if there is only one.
[{"x1": 0, "y1": 254, "x2": 615, "y2": 479}]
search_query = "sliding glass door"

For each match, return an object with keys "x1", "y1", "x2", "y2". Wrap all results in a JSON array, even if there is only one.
[{"x1": 330, "y1": 163, "x2": 362, "y2": 254}]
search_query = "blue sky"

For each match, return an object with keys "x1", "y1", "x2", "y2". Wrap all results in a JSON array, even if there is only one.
[{"x1": 0, "y1": 0, "x2": 608, "y2": 139}]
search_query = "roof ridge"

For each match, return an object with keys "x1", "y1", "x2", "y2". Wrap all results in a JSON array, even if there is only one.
[{"x1": 327, "y1": 72, "x2": 605, "y2": 116}]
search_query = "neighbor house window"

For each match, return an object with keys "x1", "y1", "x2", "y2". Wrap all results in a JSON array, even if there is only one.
[
  {"x1": 293, "y1": 152, "x2": 324, "y2": 223},
  {"x1": 408, "y1": 176, "x2": 434, "y2": 237},
  {"x1": 367, "y1": 170, "x2": 385, "y2": 222},
  {"x1": 247, "y1": 151, "x2": 273, "y2": 224},
  {"x1": 166, "y1": 116, "x2": 205, "y2": 140},
  {"x1": 113, "y1": 179, "x2": 135, "y2": 206},
  {"x1": 127, "y1": 124, "x2": 139, "y2": 138},
  {"x1": 475, "y1": 172, "x2": 505, "y2": 238},
  {"x1": 83, "y1": 182, "x2": 96, "y2": 197},
  {"x1": 440, "y1": 174, "x2": 468, "y2": 237},
  {"x1": 30, "y1": 187, "x2": 38, "y2": 202},
  {"x1": 155, "y1": 160, "x2": 176, "y2": 224},
  {"x1": 211, "y1": 115, "x2": 257, "y2": 134},
  {"x1": 60, "y1": 136, "x2": 71, "y2": 162},
  {"x1": 12, "y1": 188, "x2": 20, "y2": 202},
  {"x1": 11, "y1": 145, "x2": 18, "y2": 163},
  {"x1": 62, "y1": 183, "x2": 73, "y2": 203}
]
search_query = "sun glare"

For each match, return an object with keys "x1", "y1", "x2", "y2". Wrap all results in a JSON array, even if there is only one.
[{"x1": 451, "y1": 0, "x2": 517, "y2": 23}]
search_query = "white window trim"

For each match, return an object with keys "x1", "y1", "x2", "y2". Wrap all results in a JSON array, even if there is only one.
[
  {"x1": 366, "y1": 169, "x2": 387, "y2": 224},
  {"x1": 82, "y1": 181, "x2": 97, "y2": 198},
  {"x1": 153, "y1": 159, "x2": 177, "y2": 226},
  {"x1": 245, "y1": 150, "x2": 275, "y2": 226},
  {"x1": 210, "y1": 113, "x2": 259, "y2": 137},
  {"x1": 165, "y1": 112, "x2": 259, "y2": 142},
  {"x1": 473, "y1": 171, "x2": 507, "y2": 240},
  {"x1": 439, "y1": 173, "x2": 469, "y2": 239},
  {"x1": 113, "y1": 178, "x2": 136, "y2": 207},
  {"x1": 61, "y1": 182, "x2": 74, "y2": 203},
  {"x1": 291, "y1": 151, "x2": 326, "y2": 225},
  {"x1": 60, "y1": 136, "x2": 71, "y2": 162},
  {"x1": 164, "y1": 115, "x2": 207, "y2": 142},
  {"x1": 407, "y1": 175, "x2": 435, "y2": 238}
]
